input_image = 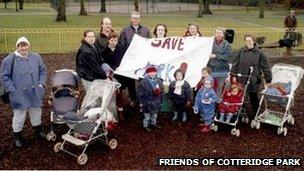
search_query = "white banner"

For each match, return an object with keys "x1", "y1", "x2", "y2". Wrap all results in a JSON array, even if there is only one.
[{"x1": 115, "y1": 35, "x2": 214, "y2": 87}]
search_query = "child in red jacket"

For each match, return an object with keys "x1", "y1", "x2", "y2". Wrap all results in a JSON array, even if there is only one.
[{"x1": 218, "y1": 83, "x2": 243, "y2": 123}]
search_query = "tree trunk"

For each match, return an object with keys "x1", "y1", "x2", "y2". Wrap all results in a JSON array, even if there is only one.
[
  {"x1": 202, "y1": 0, "x2": 212, "y2": 14},
  {"x1": 197, "y1": 0, "x2": 203, "y2": 17},
  {"x1": 134, "y1": 0, "x2": 139, "y2": 12},
  {"x1": 259, "y1": 0, "x2": 265, "y2": 18},
  {"x1": 246, "y1": 0, "x2": 249, "y2": 13},
  {"x1": 80, "y1": 0, "x2": 87, "y2": 15},
  {"x1": 15, "y1": 0, "x2": 18, "y2": 12},
  {"x1": 99, "y1": 0, "x2": 106, "y2": 13},
  {"x1": 56, "y1": 0, "x2": 66, "y2": 22},
  {"x1": 285, "y1": 0, "x2": 291, "y2": 11}
]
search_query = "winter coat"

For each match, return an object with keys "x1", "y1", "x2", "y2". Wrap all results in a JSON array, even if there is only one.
[
  {"x1": 194, "y1": 87, "x2": 217, "y2": 114},
  {"x1": 95, "y1": 32, "x2": 109, "y2": 51},
  {"x1": 168, "y1": 80, "x2": 192, "y2": 111},
  {"x1": 231, "y1": 46, "x2": 272, "y2": 93},
  {"x1": 101, "y1": 45, "x2": 126, "y2": 71},
  {"x1": 218, "y1": 89, "x2": 243, "y2": 113},
  {"x1": 1, "y1": 52, "x2": 47, "y2": 109},
  {"x1": 76, "y1": 42, "x2": 107, "y2": 82},
  {"x1": 118, "y1": 24, "x2": 151, "y2": 49},
  {"x1": 137, "y1": 76, "x2": 164, "y2": 114},
  {"x1": 284, "y1": 16, "x2": 297, "y2": 29},
  {"x1": 207, "y1": 40, "x2": 232, "y2": 73}
]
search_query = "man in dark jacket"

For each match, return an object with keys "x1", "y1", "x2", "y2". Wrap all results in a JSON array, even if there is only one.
[
  {"x1": 118, "y1": 11, "x2": 151, "y2": 107},
  {"x1": 76, "y1": 30, "x2": 108, "y2": 92},
  {"x1": 231, "y1": 34, "x2": 272, "y2": 119},
  {"x1": 284, "y1": 10, "x2": 297, "y2": 38}
]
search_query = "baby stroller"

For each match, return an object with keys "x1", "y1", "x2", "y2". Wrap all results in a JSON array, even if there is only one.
[
  {"x1": 213, "y1": 66, "x2": 254, "y2": 137},
  {"x1": 47, "y1": 69, "x2": 80, "y2": 141},
  {"x1": 53, "y1": 79, "x2": 120, "y2": 165},
  {"x1": 251, "y1": 63, "x2": 304, "y2": 136}
]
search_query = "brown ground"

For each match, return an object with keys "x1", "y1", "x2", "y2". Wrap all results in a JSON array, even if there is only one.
[{"x1": 0, "y1": 53, "x2": 303, "y2": 169}]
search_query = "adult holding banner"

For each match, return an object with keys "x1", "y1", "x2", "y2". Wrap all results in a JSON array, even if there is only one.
[
  {"x1": 1, "y1": 37, "x2": 47, "y2": 147},
  {"x1": 231, "y1": 34, "x2": 272, "y2": 120},
  {"x1": 184, "y1": 22, "x2": 202, "y2": 37},
  {"x1": 153, "y1": 24, "x2": 168, "y2": 38},
  {"x1": 207, "y1": 27, "x2": 232, "y2": 101},
  {"x1": 118, "y1": 11, "x2": 151, "y2": 108},
  {"x1": 96, "y1": 17, "x2": 114, "y2": 51}
]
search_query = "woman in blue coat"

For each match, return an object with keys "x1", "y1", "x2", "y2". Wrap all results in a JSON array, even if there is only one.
[{"x1": 1, "y1": 37, "x2": 47, "y2": 147}]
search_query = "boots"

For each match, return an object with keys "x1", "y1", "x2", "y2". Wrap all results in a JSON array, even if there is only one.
[
  {"x1": 13, "y1": 132, "x2": 23, "y2": 148},
  {"x1": 171, "y1": 112, "x2": 178, "y2": 122},
  {"x1": 33, "y1": 125, "x2": 46, "y2": 139}
]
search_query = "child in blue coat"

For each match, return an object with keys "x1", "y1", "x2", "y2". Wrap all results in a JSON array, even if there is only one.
[
  {"x1": 193, "y1": 77, "x2": 217, "y2": 132},
  {"x1": 137, "y1": 65, "x2": 164, "y2": 132}
]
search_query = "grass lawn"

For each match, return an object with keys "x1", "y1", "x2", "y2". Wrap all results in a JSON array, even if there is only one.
[{"x1": 0, "y1": 3, "x2": 303, "y2": 53}]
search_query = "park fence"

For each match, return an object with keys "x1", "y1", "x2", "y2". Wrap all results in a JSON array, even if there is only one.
[{"x1": 0, "y1": 28, "x2": 303, "y2": 53}]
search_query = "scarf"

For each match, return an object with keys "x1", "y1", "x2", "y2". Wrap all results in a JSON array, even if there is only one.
[
  {"x1": 14, "y1": 50, "x2": 28, "y2": 58},
  {"x1": 174, "y1": 80, "x2": 185, "y2": 95},
  {"x1": 147, "y1": 76, "x2": 161, "y2": 96},
  {"x1": 215, "y1": 38, "x2": 224, "y2": 45}
]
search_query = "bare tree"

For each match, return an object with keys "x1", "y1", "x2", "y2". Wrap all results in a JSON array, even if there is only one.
[
  {"x1": 285, "y1": 0, "x2": 291, "y2": 10},
  {"x1": 134, "y1": 0, "x2": 139, "y2": 12},
  {"x1": 56, "y1": 0, "x2": 66, "y2": 22},
  {"x1": 80, "y1": 0, "x2": 87, "y2": 15},
  {"x1": 100, "y1": 0, "x2": 106, "y2": 13},
  {"x1": 202, "y1": 0, "x2": 212, "y2": 14},
  {"x1": 198, "y1": 0, "x2": 203, "y2": 17},
  {"x1": 259, "y1": 0, "x2": 265, "y2": 18}
]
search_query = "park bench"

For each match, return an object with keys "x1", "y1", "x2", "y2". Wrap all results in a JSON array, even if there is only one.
[{"x1": 257, "y1": 32, "x2": 303, "y2": 55}]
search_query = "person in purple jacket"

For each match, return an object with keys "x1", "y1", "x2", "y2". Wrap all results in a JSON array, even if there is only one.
[{"x1": 118, "y1": 11, "x2": 151, "y2": 108}]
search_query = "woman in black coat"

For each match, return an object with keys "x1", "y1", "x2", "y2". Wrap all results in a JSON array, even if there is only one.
[
  {"x1": 231, "y1": 34, "x2": 272, "y2": 119},
  {"x1": 76, "y1": 30, "x2": 108, "y2": 92}
]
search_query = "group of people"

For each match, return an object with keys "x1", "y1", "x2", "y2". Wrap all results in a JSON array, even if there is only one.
[{"x1": 1, "y1": 10, "x2": 273, "y2": 147}]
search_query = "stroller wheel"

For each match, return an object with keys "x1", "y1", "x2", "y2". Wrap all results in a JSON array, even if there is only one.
[
  {"x1": 283, "y1": 127, "x2": 288, "y2": 136},
  {"x1": 77, "y1": 153, "x2": 88, "y2": 165},
  {"x1": 108, "y1": 139, "x2": 118, "y2": 149},
  {"x1": 213, "y1": 125, "x2": 218, "y2": 132},
  {"x1": 235, "y1": 129, "x2": 240, "y2": 137},
  {"x1": 277, "y1": 127, "x2": 283, "y2": 135},
  {"x1": 250, "y1": 120, "x2": 256, "y2": 129},
  {"x1": 54, "y1": 142, "x2": 62, "y2": 153},
  {"x1": 47, "y1": 132, "x2": 57, "y2": 142},
  {"x1": 231, "y1": 128, "x2": 236, "y2": 136},
  {"x1": 244, "y1": 117, "x2": 249, "y2": 124},
  {"x1": 255, "y1": 122, "x2": 260, "y2": 130},
  {"x1": 288, "y1": 117, "x2": 295, "y2": 125}
]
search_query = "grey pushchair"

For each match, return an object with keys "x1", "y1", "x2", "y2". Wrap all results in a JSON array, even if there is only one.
[
  {"x1": 46, "y1": 69, "x2": 80, "y2": 141},
  {"x1": 213, "y1": 67, "x2": 254, "y2": 137},
  {"x1": 251, "y1": 63, "x2": 304, "y2": 136},
  {"x1": 53, "y1": 79, "x2": 120, "y2": 165}
]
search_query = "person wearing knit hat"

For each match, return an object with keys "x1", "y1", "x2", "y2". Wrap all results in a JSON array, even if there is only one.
[
  {"x1": 16, "y1": 36, "x2": 30, "y2": 48},
  {"x1": 193, "y1": 77, "x2": 217, "y2": 133},
  {"x1": 168, "y1": 69, "x2": 192, "y2": 123},
  {"x1": 137, "y1": 65, "x2": 164, "y2": 132},
  {"x1": 1, "y1": 36, "x2": 47, "y2": 147}
]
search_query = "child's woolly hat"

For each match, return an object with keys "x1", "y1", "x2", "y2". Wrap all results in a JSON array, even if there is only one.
[{"x1": 146, "y1": 65, "x2": 157, "y2": 73}]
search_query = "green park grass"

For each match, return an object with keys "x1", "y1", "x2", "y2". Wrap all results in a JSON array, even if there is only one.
[{"x1": 0, "y1": 2, "x2": 303, "y2": 53}]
